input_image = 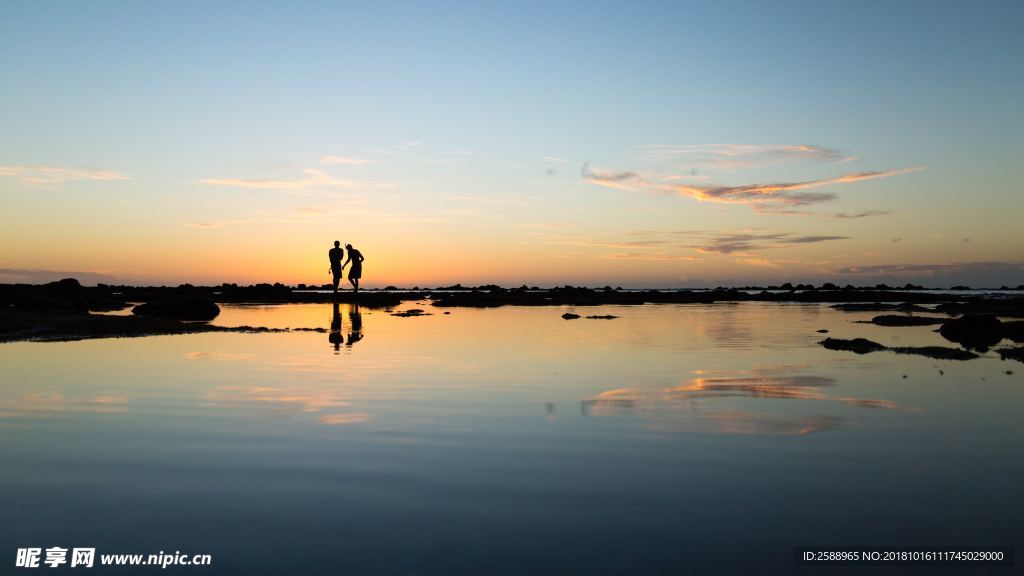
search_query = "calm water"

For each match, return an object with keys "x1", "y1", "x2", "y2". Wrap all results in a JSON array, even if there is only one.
[{"x1": 2, "y1": 302, "x2": 1021, "y2": 574}]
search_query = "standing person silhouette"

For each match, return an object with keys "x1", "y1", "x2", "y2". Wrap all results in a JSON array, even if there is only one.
[
  {"x1": 341, "y1": 243, "x2": 364, "y2": 294},
  {"x1": 328, "y1": 241, "x2": 345, "y2": 295}
]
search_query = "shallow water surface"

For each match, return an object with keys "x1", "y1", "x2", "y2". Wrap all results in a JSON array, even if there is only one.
[{"x1": 1, "y1": 303, "x2": 1021, "y2": 574}]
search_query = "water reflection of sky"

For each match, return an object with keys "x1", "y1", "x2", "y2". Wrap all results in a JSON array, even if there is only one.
[{"x1": 0, "y1": 303, "x2": 1021, "y2": 574}]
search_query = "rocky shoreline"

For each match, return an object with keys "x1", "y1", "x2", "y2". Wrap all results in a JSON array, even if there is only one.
[{"x1": 2, "y1": 279, "x2": 1023, "y2": 361}]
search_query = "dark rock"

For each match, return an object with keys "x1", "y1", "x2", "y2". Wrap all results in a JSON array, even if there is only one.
[
  {"x1": 935, "y1": 298, "x2": 1024, "y2": 317},
  {"x1": 562, "y1": 313, "x2": 581, "y2": 320},
  {"x1": 2, "y1": 278, "x2": 84, "y2": 312},
  {"x1": 585, "y1": 315, "x2": 619, "y2": 320},
  {"x1": 391, "y1": 309, "x2": 430, "y2": 317},
  {"x1": 0, "y1": 279, "x2": 128, "y2": 313},
  {"x1": 0, "y1": 306, "x2": 281, "y2": 343},
  {"x1": 831, "y1": 302, "x2": 932, "y2": 312},
  {"x1": 939, "y1": 314, "x2": 1004, "y2": 351},
  {"x1": 816, "y1": 329, "x2": 829, "y2": 333},
  {"x1": 1001, "y1": 321, "x2": 1024, "y2": 343},
  {"x1": 133, "y1": 297, "x2": 220, "y2": 321},
  {"x1": 997, "y1": 347, "x2": 1024, "y2": 363},
  {"x1": 869, "y1": 315, "x2": 946, "y2": 327},
  {"x1": 889, "y1": 346, "x2": 979, "y2": 361},
  {"x1": 819, "y1": 337, "x2": 979, "y2": 360},
  {"x1": 432, "y1": 287, "x2": 712, "y2": 308},
  {"x1": 819, "y1": 338, "x2": 887, "y2": 354},
  {"x1": 45, "y1": 278, "x2": 84, "y2": 292}
]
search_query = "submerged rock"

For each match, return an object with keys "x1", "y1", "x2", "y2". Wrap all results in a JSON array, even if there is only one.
[
  {"x1": 391, "y1": 308, "x2": 430, "y2": 317},
  {"x1": 819, "y1": 337, "x2": 979, "y2": 360},
  {"x1": 561, "y1": 313, "x2": 581, "y2": 320},
  {"x1": 997, "y1": 347, "x2": 1024, "y2": 363},
  {"x1": 869, "y1": 315, "x2": 946, "y2": 326},
  {"x1": 831, "y1": 302, "x2": 932, "y2": 312},
  {"x1": 133, "y1": 297, "x2": 220, "y2": 321},
  {"x1": 939, "y1": 314, "x2": 1004, "y2": 351},
  {"x1": 585, "y1": 315, "x2": 619, "y2": 320},
  {"x1": 889, "y1": 346, "x2": 979, "y2": 361},
  {"x1": 819, "y1": 338, "x2": 887, "y2": 354}
]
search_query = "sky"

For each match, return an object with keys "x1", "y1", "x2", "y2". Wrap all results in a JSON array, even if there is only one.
[{"x1": 1, "y1": 0, "x2": 1022, "y2": 288}]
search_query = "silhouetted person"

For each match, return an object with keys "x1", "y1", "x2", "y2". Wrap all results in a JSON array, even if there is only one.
[
  {"x1": 328, "y1": 241, "x2": 345, "y2": 295},
  {"x1": 329, "y1": 301, "x2": 343, "y2": 351},
  {"x1": 341, "y1": 243, "x2": 364, "y2": 294},
  {"x1": 347, "y1": 302, "x2": 363, "y2": 346}
]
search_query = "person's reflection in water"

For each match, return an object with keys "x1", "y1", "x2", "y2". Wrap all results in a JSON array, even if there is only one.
[
  {"x1": 347, "y1": 303, "x2": 363, "y2": 346},
  {"x1": 329, "y1": 301, "x2": 343, "y2": 352}
]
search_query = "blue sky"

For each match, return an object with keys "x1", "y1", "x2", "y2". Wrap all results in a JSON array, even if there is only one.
[{"x1": 2, "y1": 0, "x2": 1022, "y2": 286}]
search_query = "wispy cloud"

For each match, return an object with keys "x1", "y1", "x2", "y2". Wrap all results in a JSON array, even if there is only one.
[
  {"x1": 198, "y1": 169, "x2": 393, "y2": 195},
  {"x1": 185, "y1": 207, "x2": 342, "y2": 228},
  {"x1": 0, "y1": 164, "x2": 130, "y2": 184},
  {"x1": 319, "y1": 413, "x2": 370, "y2": 425},
  {"x1": 292, "y1": 206, "x2": 329, "y2": 215},
  {"x1": 319, "y1": 155, "x2": 375, "y2": 165},
  {"x1": 756, "y1": 207, "x2": 895, "y2": 219},
  {"x1": 369, "y1": 141, "x2": 423, "y2": 156},
  {"x1": 583, "y1": 162, "x2": 921, "y2": 214},
  {"x1": 830, "y1": 262, "x2": 1024, "y2": 276},
  {"x1": 686, "y1": 231, "x2": 850, "y2": 255},
  {"x1": 185, "y1": 220, "x2": 261, "y2": 228},
  {"x1": 641, "y1": 143, "x2": 849, "y2": 168},
  {"x1": 602, "y1": 253, "x2": 702, "y2": 262},
  {"x1": 544, "y1": 156, "x2": 567, "y2": 163},
  {"x1": 824, "y1": 261, "x2": 1024, "y2": 286},
  {"x1": 541, "y1": 228, "x2": 847, "y2": 259},
  {"x1": 446, "y1": 194, "x2": 534, "y2": 207},
  {"x1": 548, "y1": 238, "x2": 678, "y2": 250},
  {"x1": 830, "y1": 209, "x2": 894, "y2": 219},
  {"x1": 736, "y1": 257, "x2": 782, "y2": 268},
  {"x1": 522, "y1": 222, "x2": 571, "y2": 232},
  {"x1": 187, "y1": 205, "x2": 450, "y2": 229}
]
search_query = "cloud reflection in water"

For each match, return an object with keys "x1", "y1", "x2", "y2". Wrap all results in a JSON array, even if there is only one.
[{"x1": 580, "y1": 365, "x2": 915, "y2": 435}]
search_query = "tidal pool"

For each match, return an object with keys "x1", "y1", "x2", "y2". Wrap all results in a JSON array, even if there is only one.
[{"x1": 1, "y1": 302, "x2": 1020, "y2": 574}]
